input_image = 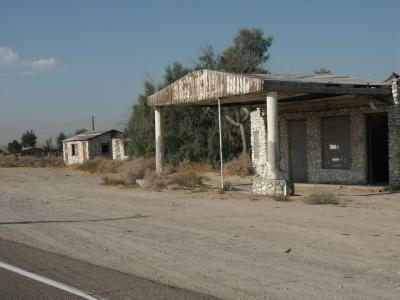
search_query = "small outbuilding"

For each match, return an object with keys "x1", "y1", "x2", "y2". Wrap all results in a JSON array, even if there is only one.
[
  {"x1": 20, "y1": 147, "x2": 44, "y2": 157},
  {"x1": 62, "y1": 129, "x2": 127, "y2": 165}
]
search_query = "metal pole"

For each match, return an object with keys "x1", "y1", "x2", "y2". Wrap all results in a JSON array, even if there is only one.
[
  {"x1": 91, "y1": 116, "x2": 95, "y2": 131},
  {"x1": 217, "y1": 98, "x2": 224, "y2": 190}
]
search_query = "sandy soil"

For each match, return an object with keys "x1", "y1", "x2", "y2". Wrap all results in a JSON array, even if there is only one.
[{"x1": 0, "y1": 167, "x2": 399, "y2": 299}]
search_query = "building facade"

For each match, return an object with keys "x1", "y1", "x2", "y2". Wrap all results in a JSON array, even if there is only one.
[{"x1": 250, "y1": 77, "x2": 400, "y2": 189}]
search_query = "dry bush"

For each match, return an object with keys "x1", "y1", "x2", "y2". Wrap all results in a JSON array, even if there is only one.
[
  {"x1": 143, "y1": 171, "x2": 172, "y2": 191},
  {"x1": 304, "y1": 192, "x2": 339, "y2": 205},
  {"x1": 76, "y1": 157, "x2": 104, "y2": 173},
  {"x1": 174, "y1": 171, "x2": 203, "y2": 188},
  {"x1": 0, "y1": 156, "x2": 64, "y2": 168},
  {"x1": 102, "y1": 174, "x2": 125, "y2": 186},
  {"x1": 117, "y1": 157, "x2": 155, "y2": 185},
  {"x1": 98, "y1": 159, "x2": 124, "y2": 174},
  {"x1": 224, "y1": 153, "x2": 253, "y2": 177},
  {"x1": 176, "y1": 160, "x2": 214, "y2": 173}
]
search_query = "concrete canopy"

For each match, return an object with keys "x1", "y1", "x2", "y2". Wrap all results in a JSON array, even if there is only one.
[{"x1": 147, "y1": 69, "x2": 392, "y2": 107}]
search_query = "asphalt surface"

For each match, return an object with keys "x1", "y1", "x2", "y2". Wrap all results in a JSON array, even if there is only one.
[{"x1": 0, "y1": 238, "x2": 218, "y2": 300}]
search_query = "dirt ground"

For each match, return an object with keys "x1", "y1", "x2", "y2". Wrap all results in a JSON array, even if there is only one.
[{"x1": 0, "y1": 167, "x2": 399, "y2": 299}]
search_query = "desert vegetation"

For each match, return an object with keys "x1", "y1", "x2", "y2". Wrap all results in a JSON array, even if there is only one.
[
  {"x1": 0, "y1": 155, "x2": 64, "y2": 168},
  {"x1": 303, "y1": 192, "x2": 339, "y2": 205},
  {"x1": 76, "y1": 157, "x2": 205, "y2": 191}
]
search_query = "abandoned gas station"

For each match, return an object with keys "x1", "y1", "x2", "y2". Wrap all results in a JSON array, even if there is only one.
[{"x1": 147, "y1": 70, "x2": 400, "y2": 196}]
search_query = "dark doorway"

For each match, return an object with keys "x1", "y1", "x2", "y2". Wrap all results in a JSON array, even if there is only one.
[
  {"x1": 366, "y1": 113, "x2": 389, "y2": 184},
  {"x1": 289, "y1": 119, "x2": 308, "y2": 182},
  {"x1": 101, "y1": 143, "x2": 110, "y2": 155}
]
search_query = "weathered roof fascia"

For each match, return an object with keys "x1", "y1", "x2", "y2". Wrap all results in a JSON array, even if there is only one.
[
  {"x1": 62, "y1": 129, "x2": 122, "y2": 143},
  {"x1": 147, "y1": 69, "x2": 391, "y2": 107}
]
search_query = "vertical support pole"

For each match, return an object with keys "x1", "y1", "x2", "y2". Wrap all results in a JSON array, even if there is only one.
[
  {"x1": 155, "y1": 107, "x2": 164, "y2": 174},
  {"x1": 218, "y1": 98, "x2": 224, "y2": 190},
  {"x1": 266, "y1": 91, "x2": 278, "y2": 180}
]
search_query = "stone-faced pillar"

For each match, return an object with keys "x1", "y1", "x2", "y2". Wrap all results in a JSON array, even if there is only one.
[
  {"x1": 266, "y1": 91, "x2": 278, "y2": 180},
  {"x1": 250, "y1": 92, "x2": 294, "y2": 196},
  {"x1": 389, "y1": 77, "x2": 400, "y2": 187},
  {"x1": 155, "y1": 107, "x2": 164, "y2": 174}
]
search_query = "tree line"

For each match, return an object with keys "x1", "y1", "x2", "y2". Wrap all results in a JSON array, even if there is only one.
[
  {"x1": 124, "y1": 28, "x2": 274, "y2": 166},
  {"x1": 6, "y1": 129, "x2": 87, "y2": 155}
]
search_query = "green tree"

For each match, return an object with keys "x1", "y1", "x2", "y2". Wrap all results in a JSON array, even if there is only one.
[
  {"x1": 21, "y1": 130, "x2": 37, "y2": 147},
  {"x1": 124, "y1": 27, "x2": 273, "y2": 164},
  {"x1": 314, "y1": 67, "x2": 332, "y2": 74},
  {"x1": 220, "y1": 28, "x2": 273, "y2": 74},
  {"x1": 218, "y1": 28, "x2": 273, "y2": 155},
  {"x1": 125, "y1": 80, "x2": 156, "y2": 158},
  {"x1": 56, "y1": 132, "x2": 67, "y2": 152},
  {"x1": 7, "y1": 140, "x2": 22, "y2": 154}
]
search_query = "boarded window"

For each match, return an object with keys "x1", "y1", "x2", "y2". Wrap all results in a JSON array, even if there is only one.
[
  {"x1": 253, "y1": 130, "x2": 260, "y2": 159},
  {"x1": 71, "y1": 144, "x2": 77, "y2": 156},
  {"x1": 321, "y1": 116, "x2": 351, "y2": 169}
]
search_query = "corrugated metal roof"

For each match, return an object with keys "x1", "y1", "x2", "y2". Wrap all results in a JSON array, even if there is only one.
[
  {"x1": 147, "y1": 69, "x2": 392, "y2": 107},
  {"x1": 62, "y1": 129, "x2": 121, "y2": 143}
]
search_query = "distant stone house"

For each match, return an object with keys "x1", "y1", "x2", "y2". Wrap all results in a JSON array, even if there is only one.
[
  {"x1": 62, "y1": 129, "x2": 127, "y2": 165},
  {"x1": 20, "y1": 147, "x2": 45, "y2": 157}
]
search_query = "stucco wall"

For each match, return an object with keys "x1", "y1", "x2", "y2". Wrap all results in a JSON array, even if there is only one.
[{"x1": 251, "y1": 105, "x2": 392, "y2": 185}]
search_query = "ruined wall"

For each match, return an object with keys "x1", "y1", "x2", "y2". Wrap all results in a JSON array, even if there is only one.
[
  {"x1": 251, "y1": 105, "x2": 389, "y2": 185},
  {"x1": 63, "y1": 141, "x2": 87, "y2": 165},
  {"x1": 112, "y1": 138, "x2": 128, "y2": 160},
  {"x1": 389, "y1": 77, "x2": 400, "y2": 186}
]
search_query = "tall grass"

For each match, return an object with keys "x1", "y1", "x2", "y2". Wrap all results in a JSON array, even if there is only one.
[
  {"x1": 224, "y1": 153, "x2": 253, "y2": 177},
  {"x1": 0, "y1": 156, "x2": 64, "y2": 168}
]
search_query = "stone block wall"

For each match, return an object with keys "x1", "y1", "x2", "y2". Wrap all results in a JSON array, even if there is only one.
[
  {"x1": 389, "y1": 77, "x2": 400, "y2": 186},
  {"x1": 250, "y1": 105, "x2": 391, "y2": 185},
  {"x1": 250, "y1": 109, "x2": 269, "y2": 177},
  {"x1": 63, "y1": 141, "x2": 87, "y2": 165},
  {"x1": 112, "y1": 138, "x2": 128, "y2": 160}
]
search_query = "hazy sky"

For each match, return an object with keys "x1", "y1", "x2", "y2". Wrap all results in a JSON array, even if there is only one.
[{"x1": 0, "y1": 0, "x2": 399, "y2": 145}]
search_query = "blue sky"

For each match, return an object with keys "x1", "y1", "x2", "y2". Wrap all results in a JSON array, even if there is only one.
[{"x1": 0, "y1": 0, "x2": 399, "y2": 145}]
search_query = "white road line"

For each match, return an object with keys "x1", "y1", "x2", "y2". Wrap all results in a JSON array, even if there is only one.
[{"x1": 0, "y1": 261, "x2": 102, "y2": 300}]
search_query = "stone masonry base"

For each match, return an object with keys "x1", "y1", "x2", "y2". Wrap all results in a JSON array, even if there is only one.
[{"x1": 252, "y1": 179, "x2": 294, "y2": 196}]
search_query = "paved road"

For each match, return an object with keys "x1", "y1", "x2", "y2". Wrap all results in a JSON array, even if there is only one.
[{"x1": 0, "y1": 238, "x2": 218, "y2": 300}]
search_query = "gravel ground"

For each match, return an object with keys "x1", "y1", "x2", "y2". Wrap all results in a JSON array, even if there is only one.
[{"x1": 0, "y1": 167, "x2": 399, "y2": 299}]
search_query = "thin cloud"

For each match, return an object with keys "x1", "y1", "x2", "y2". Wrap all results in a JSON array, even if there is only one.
[{"x1": 0, "y1": 47, "x2": 57, "y2": 75}]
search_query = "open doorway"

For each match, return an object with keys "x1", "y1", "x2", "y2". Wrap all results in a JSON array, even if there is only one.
[{"x1": 366, "y1": 113, "x2": 389, "y2": 184}]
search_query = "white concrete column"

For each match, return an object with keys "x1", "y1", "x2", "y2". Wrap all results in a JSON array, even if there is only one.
[
  {"x1": 266, "y1": 91, "x2": 278, "y2": 179},
  {"x1": 155, "y1": 107, "x2": 164, "y2": 174}
]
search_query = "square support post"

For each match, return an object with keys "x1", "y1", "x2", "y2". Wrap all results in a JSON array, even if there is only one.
[
  {"x1": 155, "y1": 107, "x2": 164, "y2": 174},
  {"x1": 266, "y1": 91, "x2": 278, "y2": 180}
]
